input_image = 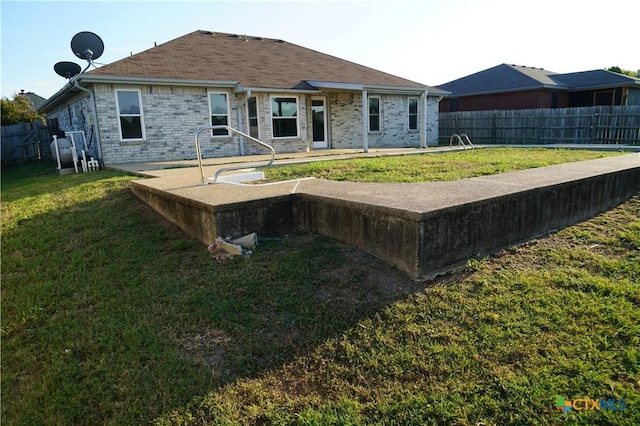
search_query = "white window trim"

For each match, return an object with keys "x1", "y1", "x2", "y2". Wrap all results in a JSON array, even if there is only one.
[
  {"x1": 208, "y1": 90, "x2": 231, "y2": 138},
  {"x1": 408, "y1": 97, "x2": 419, "y2": 131},
  {"x1": 115, "y1": 88, "x2": 145, "y2": 142},
  {"x1": 270, "y1": 95, "x2": 300, "y2": 139},
  {"x1": 246, "y1": 96, "x2": 260, "y2": 139},
  {"x1": 368, "y1": 95, "x2": 381, "y2": 133}
]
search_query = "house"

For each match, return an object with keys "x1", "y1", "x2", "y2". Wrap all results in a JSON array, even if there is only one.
[
  {"x1": 437, "y1": 63, "x2": 640, "y2": 112},
  {"x1": 17, "y1": 90, "x2": 47, "y2": 110},
  {"x1": 39, "y1": 30, "x2": 447, "y2": 165}
]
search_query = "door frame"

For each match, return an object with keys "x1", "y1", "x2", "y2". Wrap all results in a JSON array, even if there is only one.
[{"x1": 311, "y1": 96, "x2": 329, "y2": 149}]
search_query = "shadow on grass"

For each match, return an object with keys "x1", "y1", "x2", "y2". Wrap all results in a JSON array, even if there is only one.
[{"x1": 1, "y1": 170, "x2": 426, "y2": 425}]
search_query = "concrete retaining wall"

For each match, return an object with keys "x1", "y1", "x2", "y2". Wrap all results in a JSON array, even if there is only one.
[
  {"x1": 131, "y1": 155, "x2": 640, "y2": 279},
  {"x1": 416, "y1": 168, "x2": 639, "y2": 275}
]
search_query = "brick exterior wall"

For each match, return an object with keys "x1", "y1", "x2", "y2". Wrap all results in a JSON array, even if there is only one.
[
  {"x1": 46, "y1": 92, "x2": 100, "y2": 159},
  {"x1": 329, "y1": 92, "x2": 362, "y2": 149},
  {"x1": 48, "y1": 84, "x2": 442, "y2": 164},
  {"x1": 439, "y1": 89, "x2": 569, "y2": 112},
  {"x1": 425, "y1": 95, "x2": 440, "y2": 146}
]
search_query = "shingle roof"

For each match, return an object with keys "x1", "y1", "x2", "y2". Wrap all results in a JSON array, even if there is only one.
[
  {"x1": 436, "y1": 64, "x2": 564, "y2": 97},
  {"x1": 88, "y1": 30, "x2": 442, "y2": 92},
  {"x1": 436, "y1": 63, "x2": 640, "y2": 97},
  {"x1": 551, "y1": 69, "x2": 640, "y2": 90}
]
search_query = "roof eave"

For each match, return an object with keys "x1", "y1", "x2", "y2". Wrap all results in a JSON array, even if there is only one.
[
  {"x1": 39, "y1": 74, "x2": 241, "y2": 113},
  {"x1": 306, "y1": 80, "x2": 447, "y2": 96},
  {"x1": 77, "y1": 74, "x2": 239, "y2": 88},
  {"x1": 39, "y1": 80, "x2": 77, "y2": 113},
  {"x1": 441, "y1": 83, "x2": 568, "y2": 98},
  {"x1": 235, "y1": 85, "x2": 321, "y2": 94},
  {"x1": 567, "y1": 81, "x2": 640, "y2": 91}
]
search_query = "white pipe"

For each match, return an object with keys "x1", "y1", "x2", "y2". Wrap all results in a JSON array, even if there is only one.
[
  {"x1": 52, "y1": 135, "x2": 61, "y2": 170},
  {"x1": 68, "y1": 133, "x2": 79, "y2": 173},
  {"x1": 236, "y1": 89, "x2": 252, "y2": 156},
  {"x1": 421, "y1": 90, "x2": 428, "y2": 148},
  {"x1": 362, "y1": 90, "x2": 369, "y2": 153},
  {"x1": 74, "y1": 80, "x2": 103, "y2": 164}
]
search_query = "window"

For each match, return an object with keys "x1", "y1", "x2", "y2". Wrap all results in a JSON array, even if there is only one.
[
  {"x1": 116, "y1": 90, "x2": 144, "y2": 140},
  {"x1": 408, "y1": 98, "x2": 418, "y2": 130},
  {"x1": 271, "y1": 97, "x2": 298, "y2": 138},
  {"x1": 368, "y1": 96, "x2": 380, "y2": 132},
  {"x1": 247, "y1": 96, "x2": 259, "y2": 139},
  {"x1": 209, "y1": 92, "x2": 230, "y2": 136},
  {"x1": 450, "y1": 98, "x2": 459, "y2": 112}
]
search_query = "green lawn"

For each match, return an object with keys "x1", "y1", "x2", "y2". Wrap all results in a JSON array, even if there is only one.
[
  {"x1": 262, "y1": 147, "x2": 624, "y2": 182},
  {"x1": 2, "y1": 155, "x2": 638, "y2": 425}
]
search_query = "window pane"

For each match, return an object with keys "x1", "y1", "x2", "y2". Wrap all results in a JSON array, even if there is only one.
[
  {"x1": 409, "y1": 98, "x2": 418, "y2": 114},
  {"x1": 409, "y1": 115, "x2": 418, "y2": 130},
  {"x1": 248, "y1": 97, "x2": 259, "y2": 138},
  {"x1": 211, "y1": 115, "x2": 228, "y2": 135},
  {"x1": 369, "y1": 115, "x2": 380, "y2": 132},
  {"x1": 210, "y1": 93, "x2": 228, "y2": 114},
  {"x1": 272, "y1": 98, "x2": 297, "y2": 117},
  {"x1": 409, "y1": 98, "x2": 418, "y2": 130},
  {"x1": 273, "y1": 118, "x2": 297, "y2": 137},
  {"x1": 369, "y1": 98, "x2": 379, "y2": 115},
  {"x1": 117, "y1": 91, "x2": 140, "y2": 114},
  {"x1": 120, "y1": 116, "x2": 142, "y2": 139},
  {"x1": 248, "y1": 97, "x2": 257, "y2": 118},
  {"x1": 249, "y1": 119, "x2": 259, "y2": 139}
]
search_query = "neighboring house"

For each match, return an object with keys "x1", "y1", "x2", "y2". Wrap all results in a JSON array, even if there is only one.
[
  {"x1": 437, "y1": 63, "x2": 640, "y2": 112},
  {"x1": 17, "y1": 90, "x2": 47, "y2": 110},
  {"x1": 39, "y1": 30, "x2": 447, "y2": 165}
]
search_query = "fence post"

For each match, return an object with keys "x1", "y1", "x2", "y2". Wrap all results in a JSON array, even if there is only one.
[{"x1": 492, "y1": 112, "x2": 496, "y2": 144}]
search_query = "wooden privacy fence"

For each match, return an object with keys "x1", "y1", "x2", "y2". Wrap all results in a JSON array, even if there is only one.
[
  {"x1": 1, "y1": 121, "x2": 55, "y2": 164},
  {"x1": 439, "y1": 105, "x2": 640, "y2": 145}
]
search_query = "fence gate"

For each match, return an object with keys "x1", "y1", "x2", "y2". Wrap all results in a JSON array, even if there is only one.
[{"x1": 1, "y1": 120, "x2": 57, "y2": 164}]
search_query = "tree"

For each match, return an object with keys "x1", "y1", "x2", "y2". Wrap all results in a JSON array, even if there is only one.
[
  {"x1": 606, "y1": 66, "x2": 640, "y2": 78},
  {"x1": 1, "y1": 94, "x2": 45, "y2": 126}
]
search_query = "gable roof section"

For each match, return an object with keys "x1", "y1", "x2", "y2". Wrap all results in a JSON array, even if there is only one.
[
  {"x1": 86, "y1": 30, "x2": 443, "y2": 93},
  {"x1": 437, "y1": 63, "x2": 640, "y2": 97},
  {"x1": 436, "y1": 64, "x2": 565, "y2": 97},
  {"x1": 551, "y1": 69, "x2": 640, "y2": 91}
]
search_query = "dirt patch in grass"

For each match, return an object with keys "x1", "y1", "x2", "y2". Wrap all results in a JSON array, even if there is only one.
[{"x1": 315, "y1": 243, "x2": 422, "y2": 304}]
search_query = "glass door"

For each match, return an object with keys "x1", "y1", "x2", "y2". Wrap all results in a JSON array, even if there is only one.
[{"x1": 311, "y1": 97, "x2": 328, "y2": 149}]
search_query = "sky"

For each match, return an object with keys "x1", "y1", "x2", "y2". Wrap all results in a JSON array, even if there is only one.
[{"x1": 1, "y1": 0, "x2": 638, "y2": 100}]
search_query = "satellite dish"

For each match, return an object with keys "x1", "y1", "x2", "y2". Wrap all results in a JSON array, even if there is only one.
[
  {"x1": 71, "y1": 31, "x2": 104, "y2": 61},
  {"x1": 54, "y1": 61, "x2": 81, "y2": 79}
]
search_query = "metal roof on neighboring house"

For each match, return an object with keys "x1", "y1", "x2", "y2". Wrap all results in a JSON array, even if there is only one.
[{"x1": 436, "y1": 63, "x2": 640, "y2": 97}]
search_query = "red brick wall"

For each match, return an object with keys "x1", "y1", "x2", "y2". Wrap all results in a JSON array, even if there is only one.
[{"x1": 440, "y1": 89, "x2": 569, "y2": 112}]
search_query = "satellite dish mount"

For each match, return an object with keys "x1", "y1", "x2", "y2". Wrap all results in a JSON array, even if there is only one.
[
  {"x1": 54, "y1": 61, "x2": 82, "y2": 80},
  {"x1": 70, "y1": 31, "x2": 104, "y2": 73},
  {"x1": 53, "y1": 31, "x2": 105, "y2": 80}
]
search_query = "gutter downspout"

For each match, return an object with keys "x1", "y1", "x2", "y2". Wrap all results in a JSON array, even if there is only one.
[
  {"x1": 236, "y1": 89, "x2": 251, "y2": 156},
  {"x1": 74, "y1": 80, "x2": 103, "y2": 164},
  {"x1": 362, "y1": 89, "x2": 369, "y2": 153},
  {"x1": 420, "y1": 90, "x2": 428, "y2": 148}
]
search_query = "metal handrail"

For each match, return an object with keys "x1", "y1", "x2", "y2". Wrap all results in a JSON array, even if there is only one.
[
  {"x1": 449, "y1": 133, "x2": 474, "y2": 150},
  {"x1": 194, "y1": 125, "x2": 276, "y2": 185},
  {"x1": 460, "y1": 134, "x2": 474, "y2": 149}
]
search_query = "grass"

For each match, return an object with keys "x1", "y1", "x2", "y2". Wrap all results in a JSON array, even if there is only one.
[
  {"x1": 2, "y1": 154, "x2": 639, "y2": 425},
  {"x1": 261, "y1": 147, "x2": 624, "y2": 182}
]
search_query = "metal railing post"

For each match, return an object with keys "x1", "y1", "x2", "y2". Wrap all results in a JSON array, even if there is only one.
[{"x1": 194, "y1": 125, "x2": 276, "y2": 185}]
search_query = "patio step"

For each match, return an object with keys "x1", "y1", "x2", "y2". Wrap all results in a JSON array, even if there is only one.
[{"x1": 210, "y1": 171, "x2": 265, "y2": 184}]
